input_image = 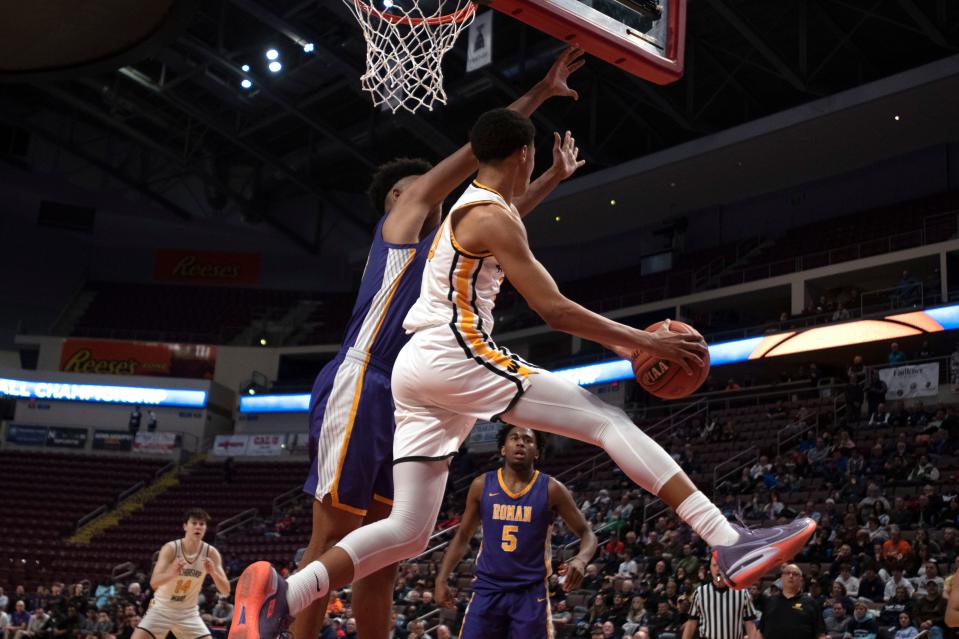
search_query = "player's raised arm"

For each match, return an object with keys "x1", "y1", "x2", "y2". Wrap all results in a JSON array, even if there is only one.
[
  {"x1": 382, "y1": 47, "x2": 585, "y2": 242},
  {"x1": 203, "y1": 547, "x2": 231, "y2": 596},
  {"x1": 435, "y1": 476, "x2": 485, "y2": 609},
  {"x1": 478, "y1": 208, "x2": 707, "y2": 373},
  {"x1": 548, "y1": 478, "x2": 597, "y2": 592},
  {"x1": 513, "y1": 130, "x2": 585, "y2": 218},
  {"x1": 149, "y1": 542, "x2": 184, "y2": 591}
]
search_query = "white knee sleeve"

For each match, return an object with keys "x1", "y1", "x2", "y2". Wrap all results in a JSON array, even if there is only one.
[
  {"x1": 336, "y1": 460, "x2": 448, "y2": 583},
  {"x1": 503, "y1": 370, "x2": 682, "y2": 495}
]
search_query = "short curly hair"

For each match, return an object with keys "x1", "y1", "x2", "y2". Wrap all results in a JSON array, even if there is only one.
[
  {"x1": 470, "y1": 108, "x2": 535, "y2": 163},
  {"x1": 496, "y1": 423, "x2": 546, "y2": 454},
  {"x1": 366, "y1": 158, "x2": 433, "y2": 216}
]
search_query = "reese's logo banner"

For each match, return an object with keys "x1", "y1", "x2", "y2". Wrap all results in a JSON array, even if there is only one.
[
  {"x1": 154, "y1": 250, "x2": 260, "y2": 284},
  {"x1": 60, "y1": 339, "x2": 216, "y2": 379}
]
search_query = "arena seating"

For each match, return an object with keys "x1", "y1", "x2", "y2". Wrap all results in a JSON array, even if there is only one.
[
  {"x1": 71, "y1": 283, "x2": 323, "y2": 344},
  {"x1": 495, "y1": 190, "x2": 959, "y2": 335},
  {"x1": 71, "y1": 460, "x2": 310, "y2": 583},
  {"x1": 0, "y1": 452, "x2": 168, "y2": 589}
]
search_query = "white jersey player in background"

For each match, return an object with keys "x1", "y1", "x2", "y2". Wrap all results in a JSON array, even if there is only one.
[{"x1": 136, "y1": 509, "x2": 230, "y2": 639}]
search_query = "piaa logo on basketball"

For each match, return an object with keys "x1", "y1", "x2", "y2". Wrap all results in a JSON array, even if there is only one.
[{"x1": 643, "y1": 361, "x2": 670, "y2": 385}]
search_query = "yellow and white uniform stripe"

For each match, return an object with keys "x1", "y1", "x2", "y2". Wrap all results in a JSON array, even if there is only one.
[{"x1": 391, "y1": 182, "x2": 539, "y2": 463}]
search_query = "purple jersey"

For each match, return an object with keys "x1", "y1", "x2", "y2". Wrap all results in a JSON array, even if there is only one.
[
  {"x1": 474, "y1": 468, "x2": 553, "y2": 592},
  {"x1": 337, "y1": 216, "x2": 437, "y2": 368}
]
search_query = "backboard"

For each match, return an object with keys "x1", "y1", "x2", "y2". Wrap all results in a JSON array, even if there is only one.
[{"x1": 485, "y1": 0, "x2": 686, "y2": 84}]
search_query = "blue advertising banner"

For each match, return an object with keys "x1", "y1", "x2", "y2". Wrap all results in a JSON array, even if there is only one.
[{"x1": 6, "y1": 424, "x2": 49, "y2": 445}]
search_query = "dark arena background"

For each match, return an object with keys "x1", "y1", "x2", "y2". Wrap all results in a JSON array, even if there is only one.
[{"x1": 2, "y1": 1, "x2": 959, "y2": 638}]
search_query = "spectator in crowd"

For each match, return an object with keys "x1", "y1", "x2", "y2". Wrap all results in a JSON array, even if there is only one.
[
  {"x1": 646, "y1": 601, "x2": 679, "y2": 639},
  {"x1": 894, "y1": 611, "x2": 920, "y2": 639},
  {"x1": 550, "y1": 600, "x2": 573, "y2": 627},
  {"x1": 897, "y1": 270, "x2": 922, "y2": 307},
  {"x1": 865, "y1": 370, "x2": 888, "y2": 417},
  {"x1": 834, "y1": 563, "x2": 860, "y2": 598},
  {"x1": 908, "y1": 456, "x2": 940, "y2": 483},
  {"x1": 78, "y1": 611, "x2": 97, "y2": 638},
  {"x1": 885, "y1": 567, "x2": 916, "y2": 602},
  {"x1": 0, "y1": 609, "x2": 8, "y2": 639},
  {"x1": 849, "y1": 355, "x2": 866, "y2": 386},
  {"x1": 434, "y1": 625, "x2": 451, "y2": 639},
  {"x1": 869, "y1": 402, "x2": 892, "y2": 427},
  {"x1": 824, "y1": 602, "x2": 849, "y2": 639},
  {"x1": 5, "y1": 602, "x2": 29, "y2": 639},
  {"x1": 622, "y1": 596, "x2": 648, "y2": 637},
  {"x1": 858, "y1": 566, "x2": 884, "y2": 602},
  {"x1": 846, "y1": 599, "x2": 878, "y2": 639},
  {"x1": 888, "y1": 342, "x2": 907, "y2": 365},
  {"x1": 883, "y1": 526, "x2": 913, "y2": 562},
  {"x1": 128, "y1": 406, "x2": 142, "y2": 435},
  {"x1": 211, "y1": 596, "x2": 233, "y2": 627},
  {"x1": 832, "y1": 304, "x2": 850, "y2": 322},
  {"x1": 913, "y1": 580, "x2": 946, "y2": 639},
  {"x1": 758, "y1": 564, "x2": 825, "y2": 639},
  {"x1": 0, "y1": 589, "x2": 7, "y2": 614},
  {"x1": 15, "y1": 608, "x2": 48, "y2": 639},
  {"x1": 147, "y1": 410, "x2": 158, "y2": 433}
]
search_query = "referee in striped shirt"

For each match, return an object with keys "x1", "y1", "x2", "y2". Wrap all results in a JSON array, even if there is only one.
[{"x1": 683, "y1": 556, "x2": 760, "y2": 639}]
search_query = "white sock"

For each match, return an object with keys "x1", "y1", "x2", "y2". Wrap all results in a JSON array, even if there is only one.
[
  {"x1": 676, "y1": 491, "x2": 740, "y2": 548},
  {"x1": 285, "y1": 561, "x2": 328, "y2": 615}
]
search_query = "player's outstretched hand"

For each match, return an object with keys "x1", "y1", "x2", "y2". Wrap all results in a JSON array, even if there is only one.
[
  {"x1": 435, "y1": 581, "x2": 456, "y2": 609},
  {"x1": 552, "y1": 131, "x2": 586, "y2": 180},
  {"x1": 637, "y1": 318, "x2": 708, "y2": 376},
  {"x1": 542, "y1": 46, "x2": 585, "y2": 100},
  {"x1": 202, "y1": 557, "x2": 216, "y2": 574},
  {"x1": 563, "y1": 558, "x2": 587, "y2": 592}
]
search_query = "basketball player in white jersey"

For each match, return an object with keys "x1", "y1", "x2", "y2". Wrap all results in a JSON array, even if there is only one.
[
  {"x1": 136, "y1": 509, "x2": 230, "y2": 639},
  {"x1": 232, "y1": 110, "x2": 816, "y2": 639}
]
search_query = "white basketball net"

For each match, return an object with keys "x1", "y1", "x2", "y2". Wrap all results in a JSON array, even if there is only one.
[{"x1": 343, "y1": 0, "x2": 477, "y2": 114}]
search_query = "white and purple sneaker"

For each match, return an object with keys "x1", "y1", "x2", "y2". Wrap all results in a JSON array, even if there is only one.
[{"x1": 713, "y1": 517, "x2": 817, "y2": 589}]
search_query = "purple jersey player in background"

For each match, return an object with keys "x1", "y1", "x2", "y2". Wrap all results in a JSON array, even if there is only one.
[
  {"x1": 434, "y1": 425, "x2": 597, "y2": 639},
  {"x1": 288, "y1": 48, "x2": 586, "y2": 639}
]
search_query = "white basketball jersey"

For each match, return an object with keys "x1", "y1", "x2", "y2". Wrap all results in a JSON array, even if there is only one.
[
  {"x1": 151, "y1": 540, "x2": 209, "y2": 612},
  {"x1": 404, "y1": 180, "x2": 510, "y2": 337}
]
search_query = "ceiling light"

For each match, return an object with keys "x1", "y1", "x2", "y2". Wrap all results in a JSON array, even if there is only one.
[
  {"x1": 241, "y1": 64, "x2": 250, "y2": 72},
  {"x1": 240, "y1": 79, "x2": 253, "y2": 89},
  {"x1": 303, "y1": 42, "x2": 315, "y2": 53},
  {"x1": 554, "y1": 216, "x2": 561, "y2": 222},
  {"x1": 894, "y1": 115, "x2": 901, "y2": 121},
  {"x1": 610, "y1": 199, "x2": 616, "y2": 206},
  {"x1": 259, "y1": 338, "x2": 268, "y2": 346},
  {"x1": 248, "y1": 388, "x2": 256, "y2": 395},
  {"x1": 266, "y1": 48, "x2": 279, "y2": 61},
  {"x1": 268, "y1": 61, "x2": 282, "y2": 73}
]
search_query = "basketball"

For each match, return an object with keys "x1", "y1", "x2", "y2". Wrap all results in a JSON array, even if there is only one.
[{"x1": 633, "y1": 320, "x2": 710, "y2": 400}]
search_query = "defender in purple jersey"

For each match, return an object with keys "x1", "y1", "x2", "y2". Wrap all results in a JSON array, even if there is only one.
[
  {"x1": 283, "y1": 49, "x2": 587, "y2": 639},
  {"x1": 434, "y1": 425, "x2": 597, "y2": 639}
]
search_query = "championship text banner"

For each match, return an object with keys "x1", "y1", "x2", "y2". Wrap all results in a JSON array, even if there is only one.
[
  {"x1": 60, "y1": 339, "x2": 216, "y2": 379},
  {"x1": 154, "y1": 250, "x2": 261, "y2": 284}
]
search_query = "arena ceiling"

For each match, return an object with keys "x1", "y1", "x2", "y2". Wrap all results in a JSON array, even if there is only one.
[{"x1": 1, "y1": 0, "x2": 959, "y2": 251}]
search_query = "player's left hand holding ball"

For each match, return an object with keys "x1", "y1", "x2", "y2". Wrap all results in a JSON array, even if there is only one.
[{"x1": 563, "y1": 558, "x2": 587, "y2": 592}]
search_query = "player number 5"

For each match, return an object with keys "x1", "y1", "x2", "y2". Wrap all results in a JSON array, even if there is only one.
[{"x1": 501, "y1": 525, "x2": 518, "y2": 552}]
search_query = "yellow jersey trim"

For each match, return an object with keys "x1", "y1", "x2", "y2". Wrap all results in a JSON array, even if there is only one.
[{"x1": 497, "y1": 468, "x2": 540, "y2": 499}]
